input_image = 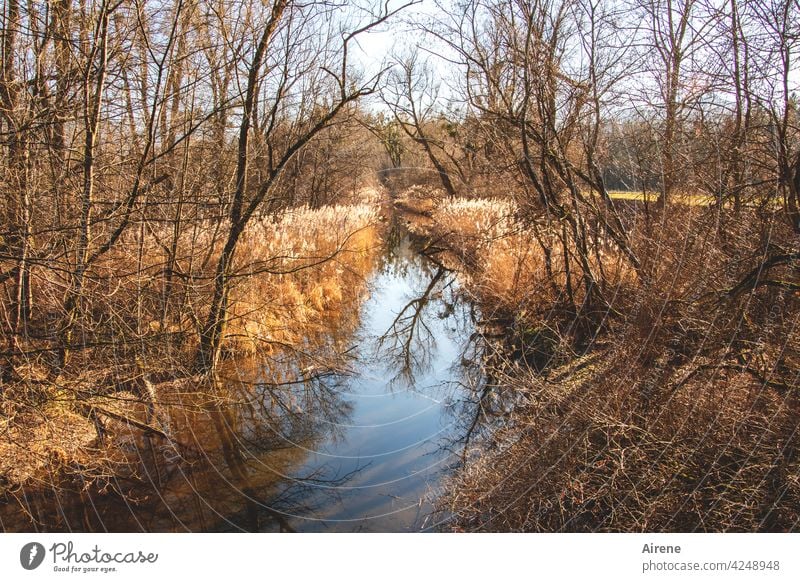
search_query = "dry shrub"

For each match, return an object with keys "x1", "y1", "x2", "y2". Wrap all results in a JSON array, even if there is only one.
[
  {"x1": 442, "y1": 342, "x2": 799, "y2": 531},
  {"x1": 404, "y1": 190, "x2": 638, "y2": 321},
  {"x1": 414, "y1": 192, "x2": 799, "y2": 531},
  {"x1": 0, "y1": 402, "x2": 99, "y2": 487},
  {"x1": 394, "y1": 185, "x2": 448, "y2": 215}
]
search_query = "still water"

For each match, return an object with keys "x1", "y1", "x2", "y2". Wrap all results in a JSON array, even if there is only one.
[
  {"x1": 271, "y1": 230, "x2": 478, "y2": 532},
  {"x1": 1, "y1": 226, "x2": 484, "y2": 532}
]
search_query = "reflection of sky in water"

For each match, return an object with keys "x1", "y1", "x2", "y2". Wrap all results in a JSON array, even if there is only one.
[
  {"x1": 0, "y1": 230, "x2": 480, "y2": 533},
  {"x1": 281, "y1": 234, "x2": 478, "y2": 531}
]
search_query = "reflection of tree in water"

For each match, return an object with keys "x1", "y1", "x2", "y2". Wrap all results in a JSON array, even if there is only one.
[
  {"x1": 369, "y1": 229, "x2": 524, "y2": 531},
  {"x1": 375, "y1": 227, "x2": 506, "y2": 463},
  {"x1": 375, "y1": 221, "x2": 464, "y2": 387},
  {"x1": 377, "y1": 266, "x2": 447, "y2": 386},
  {"x1": 2, "y1": 320, "x2": 367, "y2": 532},
  {"x1": 190, "y1": 370, "x2": 360, "y2": 533},
  {"x1": 379, "y1": 230, "x2": 521, "y2": 472}
]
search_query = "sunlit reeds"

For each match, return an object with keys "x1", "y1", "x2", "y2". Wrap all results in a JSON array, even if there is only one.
[
  {"x1": 0, "y1": 201, "x2": 383, "y2": 500},
  {"x1": 226, "y1": 203, "x2": 381, "y2": 355},
  {"x1": 404, "y1": 190, "x2": 636, "y2": 316}
]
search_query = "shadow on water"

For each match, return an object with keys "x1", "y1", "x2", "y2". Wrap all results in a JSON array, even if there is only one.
[{"x1": 1, "y1": 218, "x2": 494, "y2": 532}]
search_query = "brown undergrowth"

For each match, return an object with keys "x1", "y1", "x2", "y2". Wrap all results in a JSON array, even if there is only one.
[
  {"x1": 396, "y1": 187, "x2": 800, "y2": 532},
  {"x1": 0, "y1": 200, "x2": 383, "y2": 523}
]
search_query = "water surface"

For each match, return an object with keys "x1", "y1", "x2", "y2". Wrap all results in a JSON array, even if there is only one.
[
  {"x1": 0, "y1": 226, "x2": 484, "y2": 533},
  {"x1": 272, "y1": 230, "x2": 478, "y2": 531}
]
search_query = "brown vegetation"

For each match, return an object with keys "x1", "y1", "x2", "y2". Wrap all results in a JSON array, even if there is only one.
[
  {"x1": 2, "y1": 0, "x2": 799, "y2": 532},
  {"x1": 383, "y1": 0, "x2": 800, "y2": 531},
  {"x1": 400, "y1": 190, "x2": 799, "y2": 531},
  {"x1": 0, "y1": 200, "x2": 382, "y2": 526}
]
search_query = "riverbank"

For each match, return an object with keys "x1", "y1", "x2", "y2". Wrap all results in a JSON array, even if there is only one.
[
  {"x1": 396, "y1": 186, "x2": 800, "y2": 532},
  {"x1": 0, "y1": 196, "x2": 489, "y2": 532},
  {"x1": 0, "y1": 200, "x2": 384, "y2": 531}
]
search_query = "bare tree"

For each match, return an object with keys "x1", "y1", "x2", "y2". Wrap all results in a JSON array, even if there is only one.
[
  {"x1": 196, "y1": 0, "x2": 414, "y2": 370},
  {"x1": 746, "y1": 0, "x2": 800, "y2": 231},
  {"x1": 383, "y1": 50, "x2": 460, "y2": 197}
]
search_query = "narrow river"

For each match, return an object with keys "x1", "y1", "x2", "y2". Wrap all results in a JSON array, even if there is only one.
[
  {"x1": 2, "y1": 222, "x2": 485, "y2": 533},
  {"x1": 271, "y1": 226, "x2": 480, "y2": 531}
]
